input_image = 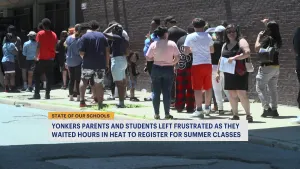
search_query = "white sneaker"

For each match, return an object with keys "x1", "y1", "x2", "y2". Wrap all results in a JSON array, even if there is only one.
[
  {"x1": 204, "y1": 109, "x2": 211, "y2": 116},
  {"x1": 190, "y1": 111, "x2": 204, "y2": 119}
]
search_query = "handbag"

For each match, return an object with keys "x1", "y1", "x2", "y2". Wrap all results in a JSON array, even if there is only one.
[
  {"x1": 258, "y1": 37, "x2": 276, "y2": 63},
  {"x1": 245, "y1": 57, "x2": 254, "y2": 72}
]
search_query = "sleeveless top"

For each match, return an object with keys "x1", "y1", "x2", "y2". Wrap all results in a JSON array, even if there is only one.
[{"x1": 222, "y1": 42, "x2": 246, "y2": 76}]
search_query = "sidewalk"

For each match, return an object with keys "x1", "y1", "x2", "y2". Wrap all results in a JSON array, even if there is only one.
[{"x1": 0, "y1": 88, "x2": 299, "y2": 151}]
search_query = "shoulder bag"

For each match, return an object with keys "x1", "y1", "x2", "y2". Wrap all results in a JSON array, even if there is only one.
[
  {"x1": 245, "y1": 57, "x2": 254, "y2": 72},
  {"x1": 258, "y1": 37, "x2": 276, "y2": 63}
]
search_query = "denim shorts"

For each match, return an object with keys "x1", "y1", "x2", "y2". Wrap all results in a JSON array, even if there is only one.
[{"x1": 111, "y1": 56, "x2": 127, "y2": 82}]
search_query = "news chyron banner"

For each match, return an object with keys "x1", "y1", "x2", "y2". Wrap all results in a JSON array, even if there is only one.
[{"x1": 48, "y1": 112, "x2": 248, "y2": 142}]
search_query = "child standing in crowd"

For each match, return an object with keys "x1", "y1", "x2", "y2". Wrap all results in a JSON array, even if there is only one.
[
  {"x1": 2, "y1": 33, "x2": 18, "y2": 92},
  {"x1": 22, "y1": 31, "x2": 37, "y2": 92},
  {"x1": 56, "y1": 31, "x2": 68, "y2": 89},
  {"x1": 127, "y1": 52, "x2": 140, "y2": 101}
]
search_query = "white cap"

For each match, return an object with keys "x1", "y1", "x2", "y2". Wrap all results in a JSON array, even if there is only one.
[
  {"x1": 214, "y1": 25, "x2": 226, "y2": 32},
  {"x1": 27, "y1": 31, "x2": 36, "y2": 36}
]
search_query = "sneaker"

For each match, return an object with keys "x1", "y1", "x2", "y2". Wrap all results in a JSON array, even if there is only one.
[
  {"x1": 26, "y1": 87, "x2": 33, "y2": 92},
  {"x1": 190, "y1": 111, "x2": 204, "y2": 119},
  {"x1": 4, "y1": 86, "x2": 9, "y2": 93},
  {"x1": 186, "y1": 109, "x2": 195, "y2": 113},
  {"x1": 204, "y1": 109, "x2": 211, "y2": 116},
  {"x1": 80, "y1": 101, "x2": 86, "y2": 107},
  {"x1": 76, "y1": 95, "x2": 80, "y2": 102},
  {"x1": 116, "y1": 104, "x2": 126, "y2": 108},
  {"x1": 271, "y1": 109, "x2": 279, "y2": 117},
  {"x1": 45, "y1": 94, "x2": 50, "y2": 100},
  {"x1": 29, "y1": 94, "x2": 41, "y2": 100},
  {"x1": 165, "y1": 115, "x2": 173, "y2": 120},
  {"x1": 106, "y1": 96, "x2": 115, "y2": 100},
  {"x1": 144, "y1": 97, "x2": 152, "y2": 101},
  {"x1": 69, "y1": 96, "x2": 74, "y2": 101},
  {"x1": 218, "y1": 110, "x2": 225, "y2": 115},
  {"x1": 261, "y1": 108, "x2": 272, "y2": 117},
  {"x1": 154, "y1": 114, "x2": 160, "y2": 120},
  {"x1": 98, "y1": 103, "x2": 104, "y2": 110}
]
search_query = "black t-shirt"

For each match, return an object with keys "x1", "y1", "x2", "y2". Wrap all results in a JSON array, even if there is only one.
[
  {"x1": 56, "y1": 40, "x2": 66, "y2": 63},
  {"x1": 260, "y1": 36, "x2": 279, "y2": 65},
  {"x1": 211, "y1": 40, "x2": 223, "y2": 65},
  {"x1": 177, "y1": 35, "x2": 193, "y2": 69},
  {"x1": 111, "y1": 34, "x2": 128, "y2": 57},
  {"x1": 168, "y1": 26, "x2": 187, "y2": 43}
]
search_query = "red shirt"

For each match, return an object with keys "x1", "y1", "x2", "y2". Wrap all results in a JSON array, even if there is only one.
[{"x1": 36, "y1": 30, "x2": 57, "y2": 60}]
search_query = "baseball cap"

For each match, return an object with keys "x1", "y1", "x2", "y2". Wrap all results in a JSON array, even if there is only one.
[
  {"x1": 214, "y1": 25, "x2": 226, "y2": 32},
  {"x1": 27, "y1": 31, "x2": 36, "y2": 36}
]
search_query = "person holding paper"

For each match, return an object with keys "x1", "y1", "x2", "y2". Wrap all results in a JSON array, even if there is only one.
[{"x1": 216, "y1": 24, "x2": 253, "y2": 122}]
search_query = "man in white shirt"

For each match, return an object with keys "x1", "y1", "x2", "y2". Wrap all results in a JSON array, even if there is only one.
[{"x1": 184, "y1": 18, "x2": 214, "y2": 119}]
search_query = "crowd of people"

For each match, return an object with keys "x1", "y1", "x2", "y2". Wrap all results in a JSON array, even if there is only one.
[
  {"x1": 0, "y1": 16, "x2": 289, "y2": 122},
  {"x1": 143, "y1": 16, "x2": 283, "y2": 122}
]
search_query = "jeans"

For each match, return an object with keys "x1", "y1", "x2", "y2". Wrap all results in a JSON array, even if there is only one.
[
  {"x1": 256, "y1": 66, "x2": 280, "y2": 110},
  {"x1": 151, "y1": 64, "x2": 174, "y2": 115},
  {"x1": 212, "y1": 66, "x2": 230, "y2": 110}
]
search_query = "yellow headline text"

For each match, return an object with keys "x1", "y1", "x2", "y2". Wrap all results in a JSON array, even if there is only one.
[{"x1": 48, "y1": 112, "x2": 114, "y2": 120}]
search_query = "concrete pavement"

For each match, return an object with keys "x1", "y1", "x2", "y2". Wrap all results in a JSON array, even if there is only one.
[{"x1": 0, "y1": 88, "x2": 299, "y2": 151}]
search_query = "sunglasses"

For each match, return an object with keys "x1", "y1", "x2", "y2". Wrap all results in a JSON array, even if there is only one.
[{"x1": 226, "y1": 30, "x2": 236, "y2": 34}]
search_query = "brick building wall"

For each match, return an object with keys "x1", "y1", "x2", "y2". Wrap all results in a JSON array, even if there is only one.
[{"x1": 80, "y1": 0, "x2": 299, "y2": 106}]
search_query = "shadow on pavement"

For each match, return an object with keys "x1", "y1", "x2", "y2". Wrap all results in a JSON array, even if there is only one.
[{"x1": 272, "y1": 116, "x2": 298, "y2": 119}]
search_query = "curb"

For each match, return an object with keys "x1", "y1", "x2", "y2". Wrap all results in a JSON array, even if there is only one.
[
  {"x1": 0, "y1": 98, "x2": 84, "y2": 112},
  {"x1": 249, "y1": 135, "x2": 300, "y2": 152}
]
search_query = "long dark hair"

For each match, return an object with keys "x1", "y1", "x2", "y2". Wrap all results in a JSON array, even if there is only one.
[
  {"x1": 224, "y1": 24, "x2": 242, "y2": 44},
  {"x1": 266, "y1": 21, "x2": 282, "y2": 48},
  {"x1": 128, "y1": 51, "x2": 139, "y2": 62}
]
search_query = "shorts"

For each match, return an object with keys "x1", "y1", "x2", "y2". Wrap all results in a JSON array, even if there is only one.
[
  {"x1": 191, "y1": 64, "x2": 212, "y2": 90},
  {"x1": 2, "y1": 61, "x2": 15, "y2": 74},
  {"x1": 127, "y1": 76, "x2": 137, "y2": 89},
  {"x1": 26, "y1": 60, "x2": 35, "y2": 71},
  {"x1": 111, "y1": 56, "x2": 127, "y2": 81},
  {"x1": 81, "y1": 68, "x2": 105, "y2": 86}
]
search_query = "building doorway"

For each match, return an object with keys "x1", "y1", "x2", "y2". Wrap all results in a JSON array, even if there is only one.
[{"x1": 44, "y1": 0, "x2": 70, "y2": 85}]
